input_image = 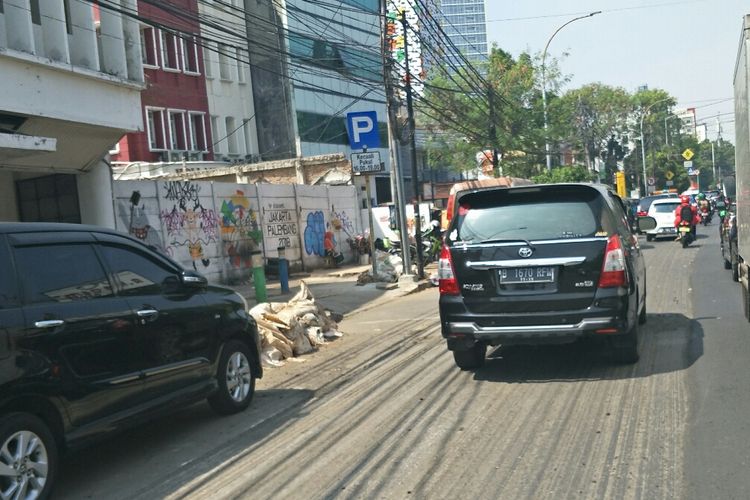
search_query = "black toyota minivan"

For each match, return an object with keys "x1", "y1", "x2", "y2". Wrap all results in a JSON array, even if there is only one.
[
  {"x1": 438, "y1": 184, "x2": 655, "y2": 370},
  {"x1": 0, "y1": 223, "x2": 262, "y2": 499}
]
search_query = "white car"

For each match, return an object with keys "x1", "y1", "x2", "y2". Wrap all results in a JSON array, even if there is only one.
[{"x1": 645, "y1": 198, "x2": 682, "y2": 241}]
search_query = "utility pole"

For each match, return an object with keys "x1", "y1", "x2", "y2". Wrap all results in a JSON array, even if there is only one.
[
  {"x1": 488, "y1": 83, "x2": 499, "y2": 175},
  {"x1": 380, "y1": 0, "x2": 411, "y2": 276},
  {"x1": 401, "y1": 11, "x2": 424, "y2": 279}
]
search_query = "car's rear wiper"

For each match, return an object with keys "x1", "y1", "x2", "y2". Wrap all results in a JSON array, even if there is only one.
[{"x1": 478, "y1": 238, "x2": 535, "y2": 248}]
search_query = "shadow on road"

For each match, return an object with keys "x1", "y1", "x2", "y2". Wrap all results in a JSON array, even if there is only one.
[
  {"x1": 473, "y1": 312, "x2": 703, "y2": 383},
  {"x1": 56, "y1": 388, "x2": 315, "y2": 499}
]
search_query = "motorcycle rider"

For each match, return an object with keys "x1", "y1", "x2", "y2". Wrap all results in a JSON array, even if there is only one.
[
  {"x1": 674, "y1": 194, "x2": 699, "y2": 240},
  {"x1": 697, "y1": 193, "x2": 712, "y2": 223}
]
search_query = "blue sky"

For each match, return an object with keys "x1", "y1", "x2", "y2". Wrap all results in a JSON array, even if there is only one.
[{"x1": 485, "y1": 0, "x2": 745, "y2": 142}]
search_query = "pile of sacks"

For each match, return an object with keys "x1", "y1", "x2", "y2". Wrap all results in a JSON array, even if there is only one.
[
  {"x1": 356, "y1": 250, "x2": 404, "y2": 285},
  {"x1": 249, "y1": 281, "x2": 343, "y2": 368}
]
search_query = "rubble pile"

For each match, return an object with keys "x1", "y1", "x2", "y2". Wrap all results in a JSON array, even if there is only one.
[
  {"x1": 356, "y1": 250, "x2": 405, "y2": 285},
  {"x1": 249, "y1": 281, "x2": 343, "y2": 368}
]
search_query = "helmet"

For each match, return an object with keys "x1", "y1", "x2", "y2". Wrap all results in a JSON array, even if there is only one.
[
  {"x1": 680, "y1": 195, "x2": 690, "y2": 204},
  {"x1": 697, "y1": 193, "x2": 706, "y2": 200}
]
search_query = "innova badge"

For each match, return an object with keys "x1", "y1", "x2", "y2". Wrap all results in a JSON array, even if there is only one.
[{"x1": 518, "y1": 247, "x2": 533, "y2": 258}]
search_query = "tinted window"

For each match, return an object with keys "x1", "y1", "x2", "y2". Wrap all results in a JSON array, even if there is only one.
[
  {"x1": 14, "y1": 244, "x2": 112, "y2": 304},
  {"x1": 652, "y1": 202, "x2": 680, "y2": 214},
  {"x1": 0, "y1": 237, "x2": 19, "y2": 308},
  {"x1": 454, "y1": 188, "x2": 608, "y2": 242},
  {"x1": 99, "y1": 245, "x2": 178, "y2": 296}
]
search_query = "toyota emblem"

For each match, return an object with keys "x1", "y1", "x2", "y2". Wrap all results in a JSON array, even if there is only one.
[{"x1": 518, "y1": 247, "x2": 533, "y2": 258}]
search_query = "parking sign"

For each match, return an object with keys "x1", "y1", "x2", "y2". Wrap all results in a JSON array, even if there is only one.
[{"x1": 346, "y1": 111, "x2": 380, "y2": 149}]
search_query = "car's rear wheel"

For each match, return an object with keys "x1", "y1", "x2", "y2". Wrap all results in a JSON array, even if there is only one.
[
  {"x1": 724, "y1": 256, "x2": 732, "y2": 269},
  {"x1": 638, "y1": 295, "x2": 647, "y2": 325},
  {"x1": 208, "y1": 340, "x2": 256, "y2": 415},
  {"x1": 646, "y1": 234, "x2": 654, "y2": 242},
  {"x1": 0, "y1": 413, "x2": 57, "y2": 500},
  {"x1": 452, "y1": 343, "x2": 486, "y2": 371},
  {"x1": 612, "y1": 323, "x2": 639, "y2": 364}
]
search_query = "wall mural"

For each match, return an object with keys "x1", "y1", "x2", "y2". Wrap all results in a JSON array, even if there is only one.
[
  {"x1": 303, "y1": 211, "x2": 326, "y2": 256},
  {"x1": 159, "y1": 181, "x2": 217, "y2": 270},
  {"x1": 219, "y1": 190, "x2": 262, "y2": 269},
  {"x1": 117, "y1": 191, "x2": 165, "y2": 254}
]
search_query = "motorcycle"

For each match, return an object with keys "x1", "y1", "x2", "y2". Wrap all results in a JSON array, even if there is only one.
[
  {"x1": 699, "y1": 208, "x2": 712, "y2": 226},
  {"x1": 676, "y1": 221, "x2": 694, "y2": 248}
]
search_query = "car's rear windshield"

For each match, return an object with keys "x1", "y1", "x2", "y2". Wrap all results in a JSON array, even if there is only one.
[
  {"x1": 452, "y1": 187, "x2": 611, "y2": 243},
  {"x1": 640, "y1": 195, "x2": 675, "y2": 211},
  {"x1": 652, "y1": 202, "x2": 680, "y2": 214}
]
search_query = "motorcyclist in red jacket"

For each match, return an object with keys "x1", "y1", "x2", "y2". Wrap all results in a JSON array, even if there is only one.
[{"x1": 674, "y1": 195, "x2": 699, "y2": 239}]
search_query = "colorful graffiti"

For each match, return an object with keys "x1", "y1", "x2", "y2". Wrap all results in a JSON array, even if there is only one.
[
  {"x1": 331, "y1": 210, "x2": 354, "y2": 237},
  {"x1": 159, "y1": 181, "x2": 217, "y2": 270},
  {"x1": 303, "y1": 211, "x2": 326, "y2": 256},
  {"x1": 117, "y1": 193, "x2": 165, "y2": 254},
  {"x1": 219, "y1": 190, "x2": 262, "y2": 269}
]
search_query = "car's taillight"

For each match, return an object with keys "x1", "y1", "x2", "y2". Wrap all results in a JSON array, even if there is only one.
[
  {"x1": 636, "y1": 210, "x2": 647, "y2": 217},
  {"x1": 438, "y1": 245, "x2": 459, "y2": 295},
  {"x1": 599, "y1": 235, "x2": 627, "y2": 288}
]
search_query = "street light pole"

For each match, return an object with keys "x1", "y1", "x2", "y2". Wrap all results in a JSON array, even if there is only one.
[
  {"x1": 639, "y1": 97, "x2": 672, "y2": 196},
  {"x1": 542, "y1": 11, "x2": 601, "y2": 170}
]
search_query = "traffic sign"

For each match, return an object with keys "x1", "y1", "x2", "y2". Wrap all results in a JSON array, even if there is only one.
[
  {"x1": 350, "y1": 151, "x2": 383, "y2": 174},
  {"x1": 346, "y1": 111, "x2": 380, "y2": 149},
  {"x1": 665, "y1": 170, "x2": 674, "y2": 180},
  {"x1": 647, "y1": 177, "x2": 655, "y2": 186},
  {"x1": 683, "y1": 160, "x2": 693, "y2": 170},
  {"x1": 687, "y1": 168, "x2": 700, "y2": 176},
  {"x1": 682, "y1": 148, "x2": 694, "y2": 161}
]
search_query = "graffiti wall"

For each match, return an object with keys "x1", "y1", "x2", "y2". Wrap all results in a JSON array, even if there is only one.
[{"x1": 113, "y1": 180, "x2": 361, "y2": 284}]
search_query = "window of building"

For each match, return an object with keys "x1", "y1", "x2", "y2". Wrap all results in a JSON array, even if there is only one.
[
  {"x1": 218, "y1": 43, "x2": 231, "y2": 80},
  {"x1": 140, "y1": 27, "x2": 158, "y2": 67},
  {"x1": 236, "y1": 47, "x2": 246, "y2": 83},
  {"x1": 16, "y1": 174, "x2": 81, "y2": 224},
  {"x1": 225, "y1": 117, "x2": 238, "y2": 154},
  {"x1": 210, "y1": 115, "x2": 221, "y2": 154},
  {"x1": 182, "y1": 37, "x2": 199, "y2": 74},
  {"x1": 30, "y1": 0, "x2": 40, "y2": 25},
  {"x1": 168, "y1": 110, "x2": 187, "y2": 150},
  {"x1": 188, "y1": 112, "x2": 207, "y2": 151},
  {"x1": 0, "y1": 1, "x2": 4, "y2": 14},
  {"x1": 289, "y1": 32, "x2": 382, "y2": 82},
  {"x1": 146, "y1": 107, "x2": 167, "y2": 150},
  {"x1": 160, "y1": 30, "x2": 180, "y2": 71},
  {"x1": 63, "y1": 0, "x2": 72, "y2": 34},
  {"x1": 203, "y1": 43, "x2": 213, "y2": 78}
]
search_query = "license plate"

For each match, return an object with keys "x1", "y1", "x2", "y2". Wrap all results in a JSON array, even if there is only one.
[
  {"x1": 665, "y1": 227, "x2": 676, "y2": 233},
  {"x1": 498, "y1": 266, "x2": 556, "y2": 284},
  {"x1": 679, "y1": 226, "x2": 691, "y2": 233}
]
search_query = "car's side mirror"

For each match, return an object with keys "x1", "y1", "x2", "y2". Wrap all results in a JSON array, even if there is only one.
[
  {"x1": 637, "y1": 216, "x2": 658, "y2": 232},
  {"x1": 180, "y1": 270, "x2": 208, "y2": 289}
]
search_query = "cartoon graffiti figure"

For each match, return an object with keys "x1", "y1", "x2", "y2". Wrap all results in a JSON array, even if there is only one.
[
  {"x1": 304, "y1": 211, "x2": 326, "y2": 256},
  {"x1": 219, "y1": 190, "x2": 262, "y2": 268},
  {"x1": 117, "y1": 192, "x2": 165, "y2": 254},
  {"x1": 159, "y1": 181, "x2": 217, "y2": 270}
]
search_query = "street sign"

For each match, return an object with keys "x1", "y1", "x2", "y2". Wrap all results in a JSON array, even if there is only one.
[
  {"x1": 350, "y1": 151, "x2": 383, "y2": 174},
  {"x1": 647, "y1": 177, "x2": 656, "y2": 186},
  {"x1": 346, "y1": 111, "x2": 380, "y2": 149},
  {"x1": 666, "y1": 180, "x2": 674, "y2": 186},
  {"x1": 665, "y1": 170, "x2": 674, "y2": 180},
  {"x1": 687, "y1": 167, "x2": 700, "y2": 176},
  {"x1": 682, "y1": 148, "x2": 694, "y2": 161},
  {"x1": 683, "y1": 160, "x2": 693, "y2": 170}
]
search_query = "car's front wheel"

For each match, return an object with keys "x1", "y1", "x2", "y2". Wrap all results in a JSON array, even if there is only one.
[
  {"x1": 0, "y1": 413, "x2": 57, "y2": 500},
  {"x1": 646, "y1": 234, "x2": 654, "y2": 242},
  {"x1": 452, "y1": 343, "x2": 486, "y2": 371},
  {"x1": 208, "y1": 340, "x2": 256, "y2": 415}
]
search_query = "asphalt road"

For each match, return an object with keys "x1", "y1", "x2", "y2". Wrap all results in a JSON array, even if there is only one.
[{"x1": 56, "y1": 224, "x2": 750, "y2": 499}]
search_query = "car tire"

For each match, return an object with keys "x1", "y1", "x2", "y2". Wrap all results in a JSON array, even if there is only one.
[
  {"x1": 724, "y1": 257, "x2": 732, "y2": 270},
  {"x1": 638, "y1": 295, "x2": 647, "y2": 325},
  {"x1": 452, "y1": 343, "x2": 486, "y2": 371},
  {"x1": 208, "y1": 340, "x2": 256, "y2": 415},
  {"x1": 612, "y1": 323, "x2": 639, "y2": 364},
  {"x1": 0, "y1": 412, "x2": 58, "y2": 500},
  {"x1": 732, "y1": 250, "x2": 740, "y2": 282},
  {"x1": 646, "y1": 234, "x2": 654, "y2": 242}
]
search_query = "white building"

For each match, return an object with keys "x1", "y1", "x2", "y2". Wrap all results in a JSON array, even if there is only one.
[
  {"x1": 200, "y1": 0, "x2": 260, "y2": 163},
  {"x1": 0, "y1": 0, "x2": 143, "y2": 226}
]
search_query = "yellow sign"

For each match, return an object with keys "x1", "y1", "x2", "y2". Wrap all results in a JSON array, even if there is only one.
[
  {"x1": 682, "y1": 148, "x2": 694, "y2": 161},
  {"x1": 615, "y1": 171, "x2": 626, "y2": 198},
  {"x1": 665, "y1": 170, "x2": 674, "y2": 180}
]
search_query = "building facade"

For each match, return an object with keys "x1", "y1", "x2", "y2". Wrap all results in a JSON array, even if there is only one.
[
  {"x1": 0, "y1": 0, "x2": 144, "y2": 226},
  {"x1": 111, "y1": 0, "x2": 213, "y2": 164},
  {"x1": 438, "y1": 0, "x2": 488, "y2": 66}
]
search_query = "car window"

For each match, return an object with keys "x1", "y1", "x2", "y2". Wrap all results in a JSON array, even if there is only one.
[
  {"x1": 0, "y1": 237, "x2": 19, "y2": 309},
  {"x1": 653, "y1": 202, "x2": 680, "y2": 214},
  {"x1": 98, "y1": 244, "x2": 179, "y2": 296},
  {"x1": 453, "y1": 188, "x2": 609, "y2": 242},
  {"x1": 14, "y1": 244, "x2": 113, "y2": 304}
]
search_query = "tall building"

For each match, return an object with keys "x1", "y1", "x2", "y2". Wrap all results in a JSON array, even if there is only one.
[
  {"x1": 439, "y1": 0, "x2": 488, "y2": 66},
  {"x1": 0, "y1": 0, "x2": 143, "y2": 226}
]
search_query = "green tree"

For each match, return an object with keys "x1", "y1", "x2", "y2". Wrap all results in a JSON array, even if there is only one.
[{"x1": 532, "y1": 165, "x2": 596, "y2": 184}]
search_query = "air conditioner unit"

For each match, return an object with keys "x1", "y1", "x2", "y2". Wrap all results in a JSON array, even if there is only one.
[{"x1": 158, "y1": 151, "x2": 169, "y2": 162}]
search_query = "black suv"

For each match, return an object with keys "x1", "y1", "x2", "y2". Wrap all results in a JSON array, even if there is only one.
[
  {"x1": 0, "y1": 223, "x2": 262, "y2": 498},
  {"x1": 438, "y1": 184, "x2": 654, "y2": 370}
]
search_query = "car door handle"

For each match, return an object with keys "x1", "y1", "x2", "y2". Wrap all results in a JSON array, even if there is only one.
[
  {"x1": 34, "y1": 320, "x2": 65, "y2": 328},
  {"x1": 136, "y1": 309, "x2": 159, "y2": 318}
]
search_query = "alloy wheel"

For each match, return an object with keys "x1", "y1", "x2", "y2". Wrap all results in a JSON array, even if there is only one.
[
  {"x1": 0, "y1": 430, "x2": 49, "y2": 500},
  {"x1": 226, "y1": 352, "x2": 252, "y2": 403}
]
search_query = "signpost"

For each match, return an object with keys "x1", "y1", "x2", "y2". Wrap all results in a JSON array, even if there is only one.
[{"x1": 346, "y1": 111, "x2": 382, "y2": 278}]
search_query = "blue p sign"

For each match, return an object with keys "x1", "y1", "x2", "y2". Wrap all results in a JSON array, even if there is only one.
[{"x1": 346, "y1": 111, "x2": 380, "y2": 150}]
